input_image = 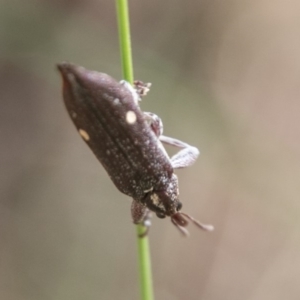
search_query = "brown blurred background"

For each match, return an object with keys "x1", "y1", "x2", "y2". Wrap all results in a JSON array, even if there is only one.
[{"x1": 1, "y1": 0, "x2": 300, "y2": 299}]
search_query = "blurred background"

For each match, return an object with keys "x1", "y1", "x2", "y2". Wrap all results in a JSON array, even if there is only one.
[{"x1": 1, "y1": 0, "x2": 300, "y2": 299}]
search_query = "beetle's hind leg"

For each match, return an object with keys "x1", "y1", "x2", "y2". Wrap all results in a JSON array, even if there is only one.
[
  {"x1": 120, "y1": 80, "x2": 152, "y2": 104},
  {"x1": 134, "y1": 80, "x2": 152, "y2": 98}
]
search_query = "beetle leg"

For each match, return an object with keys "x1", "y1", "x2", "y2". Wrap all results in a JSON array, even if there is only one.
[
  {"x1": 131, "y1": 200, "x2": 148, "y2": 224},
  {"x1": 143, "y1": 114, "x2": 199, "y2": 168},
  {"x1": 159, "y1": 135, "x2": 200, "y2": 169},
  {"x1": 119, "y1": 80, "x2": 140, "y2": 104},
  {"x1": 119, "y1": 80, "x2": 151, "y2": 104},
  {"x1": 131, "y1": 200, "x2": 152, "y2": 237},
  {"x1": 144, "y1": 112, "x2": 163, "y2": 137},
  {"x1": 133, "y1": 80, "x2": 152, "y2": 98}
]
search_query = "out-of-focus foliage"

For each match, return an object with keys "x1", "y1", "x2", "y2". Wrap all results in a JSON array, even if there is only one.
[{"x1": 1, "y1": 1, "x2": 300, "y2": 299}]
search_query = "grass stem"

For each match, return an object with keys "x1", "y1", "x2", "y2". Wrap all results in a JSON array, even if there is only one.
[{"x1": 116, "y1": 1, "x2": 154, "y2": 299}]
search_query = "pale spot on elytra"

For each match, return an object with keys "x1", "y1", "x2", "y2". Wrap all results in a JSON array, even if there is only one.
[
  {"x1": 71, "y1": 111, "x2": 77, "y2": 118},
  {"x1": 126, "y1": 111, "x2": 137, "y2": 124},
  {"x1": 79, "y1": 129, "x2": 90, "y2": 141}
]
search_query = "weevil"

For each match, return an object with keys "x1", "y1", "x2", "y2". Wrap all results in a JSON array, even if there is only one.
[{"x1": 57, "y1": 62, "x2": 213, "y2": 236}]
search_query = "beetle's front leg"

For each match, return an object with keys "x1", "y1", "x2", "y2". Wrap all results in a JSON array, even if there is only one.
[
  {"x1": 159, "y1": 135, "x2": 200, "y2": 169},
  {"x1": 131, "y1": 200, "x2": 152, "y2": 237}
]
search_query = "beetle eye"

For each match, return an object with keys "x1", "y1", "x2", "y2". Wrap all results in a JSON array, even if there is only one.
[
  {"x1": 156, "y1": 212, "x2": 166, "y2": 219},
  {"x1": 176, "y1": 202, "x2": 182, "y2": 211}
]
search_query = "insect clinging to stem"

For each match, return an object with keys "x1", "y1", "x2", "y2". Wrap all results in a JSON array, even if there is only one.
[{"x1": 57, "y1": 62, "x2": 214, "y2": 236}]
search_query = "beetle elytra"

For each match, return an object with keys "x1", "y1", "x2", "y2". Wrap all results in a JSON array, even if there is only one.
[{"x1": 58, "y1": 62, "x2": 213, "y2": 236}]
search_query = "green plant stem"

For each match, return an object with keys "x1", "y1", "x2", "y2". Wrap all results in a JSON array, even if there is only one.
[
  {"x1": 116, "y1": 1, "x2": 154, "y2": 300},
  {"x1": 136, "y1": 225, "x2": 154, "y2": 300},
  {"x1": 116, "y1": 0, "x2": 134, "y2": 83}
]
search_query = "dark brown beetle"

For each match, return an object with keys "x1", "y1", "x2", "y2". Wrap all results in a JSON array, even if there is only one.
[{"x1": 58, "y1": 63, "x2": 213, "y2": 236}]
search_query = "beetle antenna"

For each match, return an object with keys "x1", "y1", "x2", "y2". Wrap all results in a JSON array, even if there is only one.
[
  {"x1": 180, "y1": 212, "x2": 214, "y2": 231},
  {"x1": 171, "y1": 217, "x2": 190, "y2": 236}
]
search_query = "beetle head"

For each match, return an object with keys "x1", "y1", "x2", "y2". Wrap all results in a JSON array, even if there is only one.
[{"x1": 143, "y1": 175, "x2": 214, "y2": 236}]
